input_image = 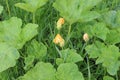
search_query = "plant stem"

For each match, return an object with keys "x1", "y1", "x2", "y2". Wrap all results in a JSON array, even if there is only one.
[
  {"x1": 116, "y1": 73, "x2": 118, "y2": 80},
  {"x1": 55, "y1": 46, "x2": 62, "y2": 58},
  {"x1": 6, "y1": 0, "x2": 11, "y2": 17},
  {"x1": 68, "y1": 24, "x2": 72, "y2": 36},
  {"x1": 81, "y1": 42, "x2": 87, "y2": 53},
  {"x1": 66, "y1": 24, "x2": 72, "y2": 43},
  {"x1": 32, "y1": 12, "x2": 35, "y2": 23},
  {"x1": 86, "y1": 55, "x2": 91, "y2": 80}
]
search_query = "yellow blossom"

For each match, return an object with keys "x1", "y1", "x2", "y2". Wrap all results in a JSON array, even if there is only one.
[
  {"x1": 83, "y1": 33, "x2": 89, "y2": 42},
  {"x1": 53, "y1": 34, "x2": 65, "y2": 47},
  {"x1": 57, "y1": 18, "x2": 64, "y2": 30}
]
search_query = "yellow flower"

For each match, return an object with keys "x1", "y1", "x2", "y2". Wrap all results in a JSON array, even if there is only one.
[
  {"x1": 53, "y1": 34, "x2": 65, "y2": 47},
  {"x1": 57, "y1": 18, "x2": 65, "y2": 30},
  {"x1": 83, "y1": 33, "x2": 89, "y2": 42}
]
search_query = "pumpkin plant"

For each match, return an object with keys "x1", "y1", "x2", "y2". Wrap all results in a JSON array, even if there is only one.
[
  {"x1": 53, "y1": 0, "x2": 102, "y2": 43},
  {"x1": 0, "y1": 17, "x2": 38, "y2": 73},
  {"x1": 15, "y1": 0, "x2": 48, "y2": 23}
]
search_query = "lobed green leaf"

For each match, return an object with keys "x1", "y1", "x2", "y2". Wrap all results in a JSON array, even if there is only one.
[
  {"x1": 91, "y1": 22, "x2": 109, "y2": 41},
  {"x1": 15, "y1": 0, "x2": 48, "y2": 13},
  {"x1": 0, "y1": 17, "x2": 38, "y2": 49},
  {"x1": 102, "y1": 10, "x2": 120, "y2": 28},
  {"x1": 53, "y1": 0, "x2": 101, "y2": 23},
  {"x1": 103, "y1": 76, "x2": 114, "y2": 80},
  {"x1": 20, "y1": 62, "x2": 56, "y2": 80},
  {"x1": 96, "y1": 45, "x2": 120, "y2": 75},
  {"x1": 85, "y1": 41, "x2": 105, "y2": 58},
  {"x1": 105, "y1": 29, "x2": 120, "y2": 44},
  {"x1": 56, "y1": 63, "x2": 84, "y2": 80},
  {"x1": 24, "y1": 40, "x2": 47, "y2": 70},
  {"x1": 58, "y1": 48, "x2": 83, "y2": 64},
  {"x1": 0, "y1": 43, "x2": 20, "y2": 72}
]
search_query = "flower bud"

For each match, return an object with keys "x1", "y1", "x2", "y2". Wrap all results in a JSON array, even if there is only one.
[
  {"x1": 57, "y1": 18, "x2": 64, "y2": 30},
  {"x1": 83, "y1": 33, "x2": 89, "y2": 42},
  {"x1": 53, "y1": 34, "x2": 65, "y2": 47}
]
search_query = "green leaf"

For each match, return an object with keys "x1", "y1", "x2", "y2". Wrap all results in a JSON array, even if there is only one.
[
  {"x1": 78, "y1": 24, "x2": 93, "y2": 38},
  {"x1": 86, "y1": 41, "x2": 120, "y2": 75},
  {"x1": 0, "y1": 5, "x2": 3, "y2": 14},
  {"x1": 24, "y1": 40, "x2": 47, "y2": 70},
  {"x1": 26, "y1": 39, "x2": 47, "y2": 60},
  {"x1": 56, "y1": 63, "x2": 84, "y2": 80},
  {"x1": 0, "y1": 17, "x2": 38, "y2": 49},
  {"x1": 78, "y1": 21, "x2": 110, "y2": 41},
  {"x1": 53, "y1": 0, "x2": 101, "y2": 23},
  {"x1": 24, "y1": 56, "x2": 35, "y2": 70},
  {"x1": 60, "y1": 48, "x2": 83, "y2": 63},
  {"x1": 96, "y1": 45, "x2": 120, "y2": 75},
  {"x1": 0, "y1": 17, "x2": 22, "y2": 48},
  {"x1": 15, "y1": 0, "x2": 48, "y2": 13},
  {"x1": 0, "y1": 43, "x2": 20, "y2": 72},
  {"x1": 103, "y1": 76, "x2": 114, "y2": 80},
  {"x1": 21, "y1": 23, "x2": 38, "y2": 42},
  {"x1": 105, "y1": 29, "x2": 120, "y2": 44},
  {"x1": 91, "y1": 22, "x2": 109, "y2": 41},
  {"x1": 80, "y1": 0, "x2": 102, "y2": 12},
  {"x1": 85, "y1": 41, "x2": 105, "y2": 58},
  {"x1": 20, "y1": 62, "x2": 56, "y2": 80},
  {"x1": 80, "y1": 11, "x2": 100, "y2": 22},
  {"x1": 15, "y1": 3, "x2": 35, "y2": 13},
  {"x1": 102, "y1": 10, "x2": 120, "y2": 28},
  {"x1": 56, "y1": 58, "x2": 64, "y2": 66}
]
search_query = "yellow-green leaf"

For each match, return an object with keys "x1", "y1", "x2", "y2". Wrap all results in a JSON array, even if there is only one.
[
  {"x1": 0, "y1": 17, "x2": 38, "y2": 49},
  {"x1": 15, "y1": 0, "x2": 48, "y2": 13},
  {"x1": 53, "y1": 0, "x2": 101, "y2": 23},
  {"x1": 0, "y1": 43, "x2": 20, "y2": 72},
  {"x1": 20, "y1": 62, "x2": 56, "y2": 80},
  {"x1": 103, "y1": 76, "x2": 114, "y2": 80},
  {"x1": 60, "y1": 48, "x2": 83, "y2": 63},
  {"x1": 96, "y1": 45, "x2": 120, "y2": 75},
  {"x1": 56, "y1": 63, "x2": 84, "y2": 80}
]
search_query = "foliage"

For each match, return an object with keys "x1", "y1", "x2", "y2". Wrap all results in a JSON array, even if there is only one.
[
  {"x1": 102, "y1": 10, "x2": 120, "y2": 28},
  {"x1": 0, "y1": 43, "x2": 19, "y2": 72},
  {"x1": 15, "y1": 0, "x2": 48, "y2": 13},
  {"x1": 19, "y1": 62, "x2": 56, "y2": 80},
  {"x1": 0, "y1": 0, "x2": 120, "y2": 80},
  {"x1": 103, "y1": 76, "x2": 114, "y2": 80},
  {"x1": 56, "y1": 48, "x2": 83, "y2": 65},
  {"x1": 53, "y1": 0, "x2": 101, "y2": 24},
  {"x1": 86, "y1": 41, "x2": 120, "y2": 75},
  {"x1": 24, "y1": 39, "x2": 47, "y2": 70},
  {"x1": 105, "y1": 29, "x2": 120, "y2": 44},
  {"x1": 0, "y1": 17, "x2": 38, "y2": 73},
  {"x1": 56, "y1": 63, "x2": 84, "y2": 80},
  {"x1": 0, "y1": 17, "x2": 38, "y2": 49}
]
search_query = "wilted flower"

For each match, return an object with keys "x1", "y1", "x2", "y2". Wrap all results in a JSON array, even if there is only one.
[
  {"x1": 57, "y1": 18, "x2": 64, "y2": 30},
  {"x1": 83, "y1": 33, "x2": 89, "y2": 42},
  {"x1": 53, "y1": 34, "x2": 65, "y2": 47}
]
